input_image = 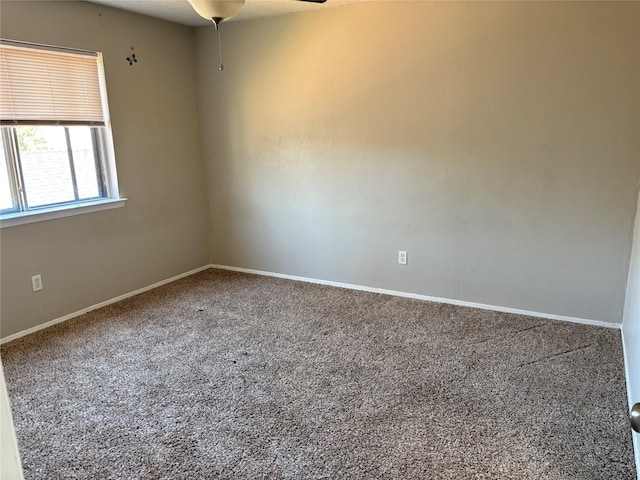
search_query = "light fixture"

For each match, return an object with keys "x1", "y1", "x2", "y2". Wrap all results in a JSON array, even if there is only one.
[
  {"x1": 187, "y1": 0, "x2": 326, "y2": 26},
  {"x1": 187, "y1": 0, "x2": 245, "y2": 29},
  {"x1": 187, "y1": 0, "x2": 245, "y2": 71},
  {"x1": 187, "y1": 0, "x2": 327, "y2": 71}
]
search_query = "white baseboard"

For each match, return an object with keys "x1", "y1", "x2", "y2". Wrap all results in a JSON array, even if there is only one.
[
  {"x1": 0, "y1": 265, "x2": 212, "y2": 345},
  {"x1": 212, "y1": 264, "x2": 621, "y2": 330},
  {"x1": 2, "y1": 262, "x2": 621, "y2": 345}
]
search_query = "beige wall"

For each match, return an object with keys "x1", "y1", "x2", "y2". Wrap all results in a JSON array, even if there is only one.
[
  {"x1": 1, "y1": 1, "x2": 638, "y2": 339},
  {"x1": 197, "y1": 1, "x2": 640, "y2": 324},
  {"x1": 0, "y1": 2, "x2": 210, "y2": 338}
]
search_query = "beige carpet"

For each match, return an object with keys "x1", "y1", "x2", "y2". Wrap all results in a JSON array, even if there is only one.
[{"x1": 1, "y1": 268, "x2": 635, "y2": 479}]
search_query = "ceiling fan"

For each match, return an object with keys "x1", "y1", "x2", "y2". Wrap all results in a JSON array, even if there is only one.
[{"x1": 187, "y1": 0, "x2": 327, "y2": 70}]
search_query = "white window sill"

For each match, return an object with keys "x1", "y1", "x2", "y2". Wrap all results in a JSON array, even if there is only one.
[{"x1": 0, "y1": 198, "x2": 127, "y2": 228}]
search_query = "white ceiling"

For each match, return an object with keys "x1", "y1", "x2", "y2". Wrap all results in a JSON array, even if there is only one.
[{"x1": 86, "y1": 0, "x2": 363, "y2": 26}]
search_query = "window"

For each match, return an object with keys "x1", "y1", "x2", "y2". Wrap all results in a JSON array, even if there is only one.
[{"x1": 0, "y1": 39, "x2": 123, "y2": 227}]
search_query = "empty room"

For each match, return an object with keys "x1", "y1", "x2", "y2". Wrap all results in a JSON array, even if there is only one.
[{"x1": 1, "y1": 0, "x2": 639, "y2": 478}]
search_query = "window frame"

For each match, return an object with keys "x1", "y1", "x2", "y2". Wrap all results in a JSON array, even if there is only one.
[{"x1": 0, "y1": 39, "x2": 125, "y2": 228}]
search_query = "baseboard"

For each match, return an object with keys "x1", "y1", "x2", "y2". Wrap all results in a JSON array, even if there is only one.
[
  {"x1": 2, "y1": 262, "x2": 621, "y2": 345},
  {"x1": 0, "y1": 265, "x2": 212, "y2": 345},
  {"x1": 212, "y1": 264, "x2": 621, "y2": 330}
]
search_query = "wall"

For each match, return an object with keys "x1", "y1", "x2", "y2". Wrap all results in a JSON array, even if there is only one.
[
  {"x1": 0, "y1": 1, "x2": 210, "y2": 338},
  {"x1": 1, "y1": 2, "x2": 638, "y2": 335},
  {"x1": 197, "y1": 1, "x2": 640, "y2": 324},
  {"x1": 0, "y1": 357, "x2": 23, "y2": 479},
  {"x1": 623, "y1": 188, "x2": 640, "y2": 474}
]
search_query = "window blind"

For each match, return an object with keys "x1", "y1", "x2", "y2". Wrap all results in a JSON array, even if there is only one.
[{"x1": 0, "y1": 40, "x2": 106, "y2": 126}]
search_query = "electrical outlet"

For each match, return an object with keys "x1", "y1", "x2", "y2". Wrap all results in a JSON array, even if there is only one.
[
  {"x1": 398, "y1": 250, "x2": 407, "y2": 265},
  {"x1": 31, "y1": 274, "x2": 43, "y2": 292}
]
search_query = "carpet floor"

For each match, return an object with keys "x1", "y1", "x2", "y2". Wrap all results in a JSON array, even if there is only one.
[{"x1": 1, "y1": 268, "x2": 635, "y2": 479}]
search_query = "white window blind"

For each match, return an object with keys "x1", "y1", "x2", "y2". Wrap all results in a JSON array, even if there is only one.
[{"x1": 0, "y1": 40, "x2": 105, "y2": 126}]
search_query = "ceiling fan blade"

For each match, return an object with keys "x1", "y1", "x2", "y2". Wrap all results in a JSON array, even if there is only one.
[{"x1": 295, "y1": 0, "x2": 327, "y2": 3}]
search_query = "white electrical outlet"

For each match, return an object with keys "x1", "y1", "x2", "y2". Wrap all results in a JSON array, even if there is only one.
[
  {"x1": 31, "y1": 274, "x2": 43, "y2": 292},
  {"x1": 398, "y1": 250, "x2": 407, "y2": 265}
]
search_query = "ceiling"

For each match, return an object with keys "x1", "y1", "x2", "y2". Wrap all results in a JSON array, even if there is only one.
[{"x1": 87, "y1": 0, "x2": 363, "y2": 26}]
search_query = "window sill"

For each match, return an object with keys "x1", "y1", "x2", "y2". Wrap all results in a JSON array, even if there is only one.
[{"x1": 0, "y1": 198, "x2": 127, "y2": 228}]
